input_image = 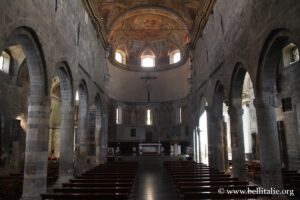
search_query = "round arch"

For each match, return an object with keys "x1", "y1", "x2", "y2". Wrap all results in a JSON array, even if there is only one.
[
  {"x1": 52, "y1": 61, "x2": 75, "y2": 181},
  {"x1": 4, "y1": 26, "x2": 49, "y2": 199},
  {"x1": 254, "y1": 28, "x2": 299, "y2": 188},
  {"x1": 75, "y1": 79, "x2": 89, "y2": 174}
]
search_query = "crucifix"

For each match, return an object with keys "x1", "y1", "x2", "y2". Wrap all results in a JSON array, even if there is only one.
[{"x1": 140, "y1": 74, "x2": 157, "y2": 102}]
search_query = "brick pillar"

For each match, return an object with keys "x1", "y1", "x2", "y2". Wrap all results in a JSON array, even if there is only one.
[
  {"x1": 229, "y1": 105, "x2": 246, "y2": 180},
  {"x1": 21, "y1": 97, "x2": 50, "y2": 200},
  {"x1": 255, "y1": 95, "x2": 283, "y2": 189}
]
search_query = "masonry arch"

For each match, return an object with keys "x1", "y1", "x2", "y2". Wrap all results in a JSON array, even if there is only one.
[
  {"x1": 255, "y1": 29, "x2": 300, "y2": 188},
  {"x1": 210, "y1": 81, "x2": 231, "y2": 172},
  {"x1": 229, "y1": 63, "x2": 259, "y2": 180},
  {"x1": 4, "y1": 26, "x2": 49, "y2": 199},
  {"x1": 74, "y1": 79, "x2": 89, "y2": 174},
  {"x1": 50, "y1": 62, "x2": 75, "y2": 182}
]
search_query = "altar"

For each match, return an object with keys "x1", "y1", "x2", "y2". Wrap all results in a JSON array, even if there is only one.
[{"x1": 139, "y1": 143, "x2": 162, "y2": 155}]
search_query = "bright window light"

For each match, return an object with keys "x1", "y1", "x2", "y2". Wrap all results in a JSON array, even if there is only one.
[
  {"x1": 142, "y1": 57, "x2": 155, "y2": 68},
  {"x1": 0, "y1": 56, "x2": 3, "y2": 70},
  {"x1": 116, "y1": 108, "x2": 119, "y2": 124},
  {"x1": 146, "y1": 109, "x2": 152, "y2": 125},
  {"x1": 75, "y1": 90, "x2": 79, "y2": 101},
  {"x1": 115, "y1": 52, "x2": 122, "y2": 63},
  {"x1": 0, "y1": 51, "x2": 10, "y2": 74},
  {"x1": 173, "y1": 52, "x2": 181, "y2": 63},
  {"x1": 116, "y1": 107, "x2": 122, "y2": 124},
  {"x1": 179, "y1": 107, "x2": 182, "y2": 124}
]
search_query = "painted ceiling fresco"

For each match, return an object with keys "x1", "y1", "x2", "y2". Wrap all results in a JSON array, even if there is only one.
[{"x1": 84, "y1": 0, "x2": 215, "y2": 71}]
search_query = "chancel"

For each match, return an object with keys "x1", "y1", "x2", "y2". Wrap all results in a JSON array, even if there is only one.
[{"x1": 0, "y1": 0, "x2": 300, "y2": 200}]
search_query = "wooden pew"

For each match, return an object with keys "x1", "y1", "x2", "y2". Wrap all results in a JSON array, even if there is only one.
[
  {"x1": 164, "y1": 160, "x2": 265, "y2": 199},
  {"x1": 41, "y1": 192, "x2": 129, "y2": 200},
  {"x1": 41, "y1": 161, "x2": 138, "y2": 200}
]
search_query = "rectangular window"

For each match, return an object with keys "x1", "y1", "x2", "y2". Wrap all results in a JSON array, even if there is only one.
[
  {"x1": 292, "y1": 47, "x2": 299, "y2": 63},
  {"x1": 146, "y1": 109, "x2": 152, "y2": 125},
  {"x1": 282, "y1": 43, "x2": 299, "y2": 67},
  {"x1": 0, "y1": 56, "x2": 4, "y2": 71},
  {"x1": 179, "y1": 107, "x2": 182, "y2": 124},
  {"x1": 0, "y1": 52, "x2": 10, "y2": 74},
  {"x1": 116, "y1": 107, "x2": 122, "y2": 124}
]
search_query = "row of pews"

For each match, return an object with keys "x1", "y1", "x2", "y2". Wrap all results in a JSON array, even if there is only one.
[
  {"x1": 164, "y1": 160, "x2": 269, "y2": 199},
  {"x1": 0, "y1": 161, "x2": 58, "y2": 200},
  {"x1": 246, "y1": 160, "x2": 300, "y2": 196},
  {"x1": 41, "y1": 161, "x2": 138, "y2": 200}
]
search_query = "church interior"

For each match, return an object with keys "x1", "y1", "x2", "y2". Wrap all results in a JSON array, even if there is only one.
[{"x1": 0, "y1": 0, "x2": 300, "y2": 199}]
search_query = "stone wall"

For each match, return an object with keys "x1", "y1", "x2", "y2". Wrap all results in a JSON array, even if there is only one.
[
  {"x1": 191, "y1": 0, "x2": 300, "y2": 171},
  {"x1": 0, "y1": 0, "x2": 107, "y2": 99},
  {"x1": 0, "y1": 0, "x2": 108, "y2": 178},
  {"x1": 108, "y1": 98, "x2": 190, "y2": 143}
]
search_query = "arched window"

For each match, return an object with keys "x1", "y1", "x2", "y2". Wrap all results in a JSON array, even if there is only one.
[
  {"x1": 115, "y1": 51, "x2": 126, "y2": 64},
  {"x1": 146, "y1": 109, "x2": 152, "y2": 125},
  {"x1": 0, "y1": 51, "x2": 10, "y2": 74},
  {"x1": 282, "y1": 43, "x2": 299, "y2": 67},
  {"x1": 116, "y1": 107, "x2": 122, "y2": 125},
  {"x1": 141, "y1": 49, "x2": 155, "y2": 68},
  {"x1": 75, "y1": 90, "x2": 79, "y2": 102},
  {"x1": 169, "y1": 50, "x2": 181, "y2": 64}
]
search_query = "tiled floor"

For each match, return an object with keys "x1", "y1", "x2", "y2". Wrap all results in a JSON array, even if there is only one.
[{"x1": 132, "y1": 156, "x2": 177, "y2": 200}]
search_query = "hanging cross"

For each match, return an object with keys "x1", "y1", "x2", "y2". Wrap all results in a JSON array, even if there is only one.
[{"x1": 140, "y1": 74, "x2": 157, "y2": 102}]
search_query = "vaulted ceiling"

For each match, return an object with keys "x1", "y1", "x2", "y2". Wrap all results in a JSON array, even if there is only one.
[{"x1": 84, "y1": 0, "x2": 215, "y2": 71}]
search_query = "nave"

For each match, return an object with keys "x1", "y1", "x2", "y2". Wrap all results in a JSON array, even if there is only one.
[{"x1": 0, "y1": 0, "x2": 300, "y2": 199}]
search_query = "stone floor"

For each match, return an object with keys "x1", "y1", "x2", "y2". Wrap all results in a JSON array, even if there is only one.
[
  {"x1": 122, "y1": 156, "x2": 291, "y2": 200},
  {"x1": 131, "y1": 156, "x2": 178, "y2": 200}
]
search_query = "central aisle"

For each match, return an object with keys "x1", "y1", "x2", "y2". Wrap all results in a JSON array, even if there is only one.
[{"x1": 132, "y1": 156, "x2": 178, "y2": 200}]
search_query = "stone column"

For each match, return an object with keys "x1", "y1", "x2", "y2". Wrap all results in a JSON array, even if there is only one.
[
  {"x1": 100, "y1": 114, "x2": 108, "y2": 164},
  {"x1": 208, "y1": 105, "x2": 225, "y2": 171},
  {"x1": 228, "y1": 105, "x2": 246, "y2": 180},
  {"x1": 255, "y1": 95, "x2": 282, "y2": 189},
  {"x1": 88, "y1": 106, "x2": 96, "y2": 168},
  {"x1": 95, "y1": 110, "x2": 102, "y2": 165},
  {"x1": 57, "y1": 103, "x2": 74, "y2": 184},
  {"x1": 205, "y1": 106, "x2": 214, "y2": 167},
  {"x1": 75, "y1": 105, "x2": 88, "y2": 174},
  {"x1": 196, "y1": 127, "x2": 201, "y2": 163},
  {"x1": 215, "y1": 115, "x2": 225, "y2": 172},
  {"x1": 21, "y1": 97, "x2": 50, "y2": 200},
  {"x1": 193, "y1": 128, "x2": 197, "y2": 162}
]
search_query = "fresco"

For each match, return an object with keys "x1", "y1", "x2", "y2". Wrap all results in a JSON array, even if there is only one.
[{"x1": 85, "y1": 0, "x2": 215, "y2": 70}]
